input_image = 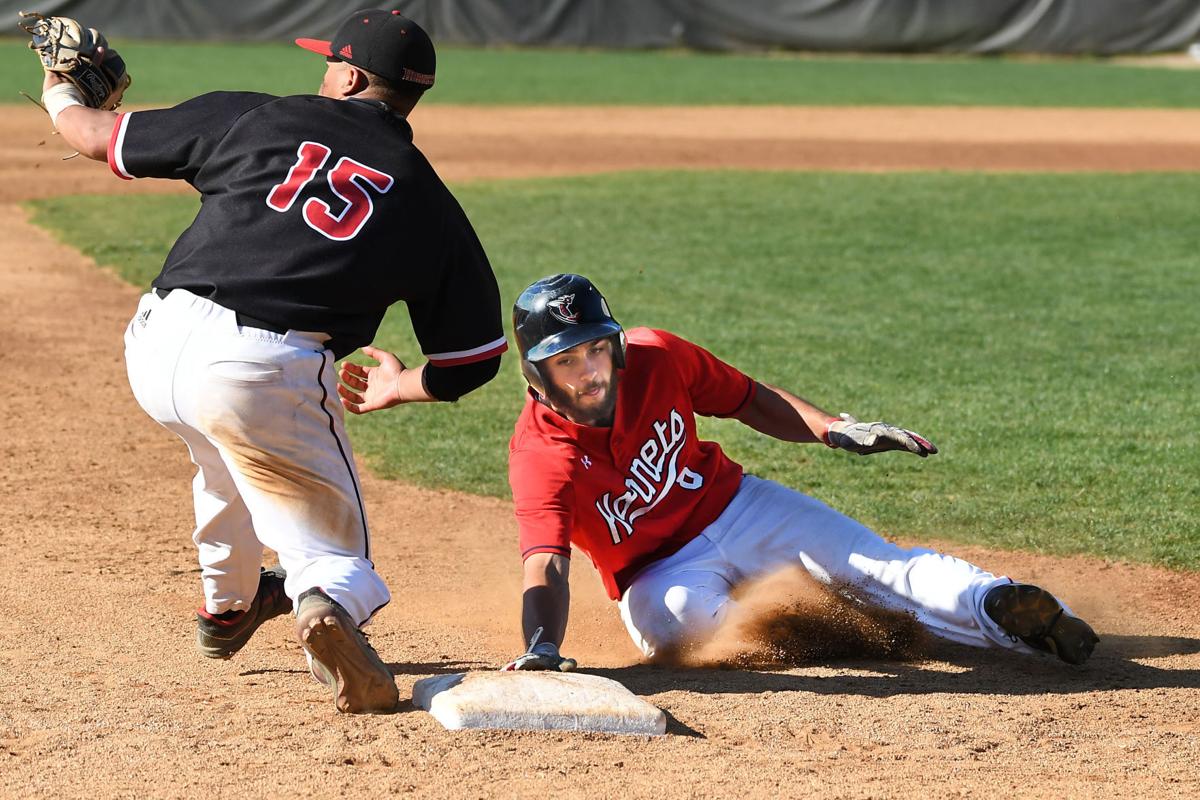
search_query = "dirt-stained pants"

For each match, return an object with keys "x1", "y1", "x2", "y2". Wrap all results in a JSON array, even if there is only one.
[
  {"x1": 123, "y1": 289, "x2": 389, "y2": 626},
  {"x1": 619, "y1": 474, "x2": 1034, "y2": 659}
]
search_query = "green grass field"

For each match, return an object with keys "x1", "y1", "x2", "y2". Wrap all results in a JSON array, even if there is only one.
[
  {"x1": 3, "y1": 37, "x2": 1200, "y2": 107},
  {"x1": 28, "y1": 171, "x2": 1198, "y2": 569}
]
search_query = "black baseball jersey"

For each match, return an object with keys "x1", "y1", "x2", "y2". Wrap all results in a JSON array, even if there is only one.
[{"x1": 108, "y1": 91, "x2": 506, "y2": 364}]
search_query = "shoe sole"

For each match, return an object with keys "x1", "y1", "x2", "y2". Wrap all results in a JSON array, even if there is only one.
[
  {"x1": 987, "y1": 584, "x2": 1099, "y2": 665},
  {"x1": 296, "y1": 601, "x2": 398, "y2": 714}
]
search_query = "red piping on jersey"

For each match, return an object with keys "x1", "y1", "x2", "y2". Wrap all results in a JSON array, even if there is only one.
[
  {"x1": 107, "y1": 112, "x2": 132, "y2": 181},
  {"x1": 427, "y1": 339, "x2": 508, "y2": 367},
  {"x1": 522, "y1": 544, "x2": 571, "y2": 560},
  {"x1": 713, "y1": 377, "x2": 757, "y2": 418}
]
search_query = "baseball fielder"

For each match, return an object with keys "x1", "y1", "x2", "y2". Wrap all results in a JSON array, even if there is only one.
[
  {"x1": 29, "y1": 9, "x2": 508, "y2": 713},
  {"x1": 494, "y1": 274, "x2": 1099, "y2": 670}
]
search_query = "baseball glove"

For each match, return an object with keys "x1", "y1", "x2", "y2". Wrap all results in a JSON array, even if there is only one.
[
  {"x1": 502, "y1": 642, "x2": 577, "y2": 672},
  {"x1": 501, "y1": 626, "x2": 577, "y2": 672},
  {"x1": 826, "y1": 413, "x2": 938, "y2": 457},
  {"x1": 19, "y1": 10, "x2": 131, "y2": 110}
]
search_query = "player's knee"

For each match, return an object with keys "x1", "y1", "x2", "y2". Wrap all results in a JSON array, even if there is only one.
[
  {"x1": 663, "y1": 584, "x2": 724, "y2": 626},
  {"x1": 624, "y1": 583, "x2": 729, "y2": 658}
]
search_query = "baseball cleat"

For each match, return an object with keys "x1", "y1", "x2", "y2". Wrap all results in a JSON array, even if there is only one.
[
  {"x1": 295, "y1": 588, "x2": 398, "y2": 714},
  {"x1": 196, "y1": 566, "x2": 292, "y2": 659},
  {"x1": 983, "y1": 582, "x2": 1099, "y2": 665}
]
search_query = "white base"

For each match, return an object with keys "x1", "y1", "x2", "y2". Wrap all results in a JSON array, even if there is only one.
[{"x1": 412, "y1": 671, "x2": 667, "y2": 736}]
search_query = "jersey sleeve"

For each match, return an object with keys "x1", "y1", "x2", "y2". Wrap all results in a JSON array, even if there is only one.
[
  {"x1": 406, "y1": 199, "x2": 508, "y2": 367},
  {"x1": 510, "y1": 447, "x2": 574, "y2": 561},
  {"x1": 653, "y1": 329, "x2": 757, "y2": 418},
  {"x1": 108, "y1": 91, "x2": 276, "y2": 183}
]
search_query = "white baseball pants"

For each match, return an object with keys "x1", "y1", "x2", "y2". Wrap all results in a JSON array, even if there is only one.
[
  {"x1": 619, "y1": 474, "x2": 1032, "y2": 659},
  {"x1": 123, "y1": 289, "x2": 389, "y2": 626}
]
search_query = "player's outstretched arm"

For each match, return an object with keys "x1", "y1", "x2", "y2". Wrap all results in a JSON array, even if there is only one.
[
  {"x1": 42, "y1": 71, "x2": 115, "y2": 161},
  {"x1": 337, "y1": 346, "x2": 436, "y2": 413},
  {"x1": 733, "y1": 381, "x2": 836, "y2": 443},
  {"x1": 23, "y1": 11, "x2": 129, "y2": 160},
  {"x1": 503, "y1": 553, "x2": 576, "y2": 671},
  {"x1": 734, "y1": 382, "x2": 937, "y2": 457}
]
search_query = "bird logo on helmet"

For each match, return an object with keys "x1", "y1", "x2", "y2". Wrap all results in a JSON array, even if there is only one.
[
  {"x1": 546, "y1": 294, "x2": 579, "y2": 324},
  {"x1": 512, "y1": 274, "x2": 626, "y2": 396}
]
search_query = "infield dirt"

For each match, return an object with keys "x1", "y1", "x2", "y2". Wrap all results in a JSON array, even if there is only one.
[{"x1": 1, "y1": 104, "x2": 1197, "y2": 799}]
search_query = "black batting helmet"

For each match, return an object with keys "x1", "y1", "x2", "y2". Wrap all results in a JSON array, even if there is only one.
[{"x1": 513, "y1": 274, "x2": 626, "y2": 395}]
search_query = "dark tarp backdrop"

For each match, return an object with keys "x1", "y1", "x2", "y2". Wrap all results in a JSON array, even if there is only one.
[{"x1": 3, "y1": 0, "x2": 1199, "y2": 54}]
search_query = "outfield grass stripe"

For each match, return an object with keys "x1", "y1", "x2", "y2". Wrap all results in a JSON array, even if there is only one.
[
  {"x1": 3, "y1": 38, "x2": 1200, "y2": 107},
  {"x1": 25, "y1": 171, "x2": 1199, "y2": 570}
]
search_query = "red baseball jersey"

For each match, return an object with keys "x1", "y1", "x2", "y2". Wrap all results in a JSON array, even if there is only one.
[{"x1": 509, "y1": 327, "x2": 757, "y2": 600}]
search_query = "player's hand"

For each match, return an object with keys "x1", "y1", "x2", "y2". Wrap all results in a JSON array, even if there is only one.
[
  {"x1": 338, "y1": 345, "x2": 407, "y2": 414},
  {"x1": 42, "y1": 69, "x2": 68, "y2": 91},
  {"x1": 825, "y1": 413, "x2": 938, "y2": 457},
  {"x1": 502, "y1": 641, "x2": 577, "y2": 672}
]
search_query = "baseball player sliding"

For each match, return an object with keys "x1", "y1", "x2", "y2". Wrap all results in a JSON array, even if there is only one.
[
  {"x1": 27, "y1": 9, "x2": 508, "y2": 713},
  {"x1": 492, "y1": 274, "x2": 1099, "y2": 670}
]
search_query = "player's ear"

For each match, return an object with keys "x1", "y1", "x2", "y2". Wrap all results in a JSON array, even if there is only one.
[{"x1": 346, "y1": 65, "x2": 370, "y2": 97}]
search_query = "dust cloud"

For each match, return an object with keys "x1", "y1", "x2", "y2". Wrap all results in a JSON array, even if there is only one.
[{"x1": 684, "y1": 567, "x2": 930, "y2": 669}]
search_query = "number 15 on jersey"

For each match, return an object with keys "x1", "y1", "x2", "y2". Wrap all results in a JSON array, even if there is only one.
[{"x1": 266, "y1": 141, "x2": 394, "y2": 242}]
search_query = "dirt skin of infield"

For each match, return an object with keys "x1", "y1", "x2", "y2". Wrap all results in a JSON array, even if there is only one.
[{"x1": 1, "y1": 104, "x2": 1198, "y2": 799}]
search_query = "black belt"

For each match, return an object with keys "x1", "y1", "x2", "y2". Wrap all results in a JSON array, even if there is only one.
[{"x1": 154, "y1": 288, "x2": 290, "y2": 335}]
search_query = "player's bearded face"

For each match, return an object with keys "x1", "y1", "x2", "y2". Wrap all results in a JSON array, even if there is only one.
[{"x1": 542, "y1": 338, "x2": 619, "y2": 427}]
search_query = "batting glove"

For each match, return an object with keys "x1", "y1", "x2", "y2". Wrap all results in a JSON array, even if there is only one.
[
  {"x1": 502, "y1": 642, "x2": 577, "y2": 672},
  {"x1": 824, "y1": 413, "x2": 938, "y2": 457}
]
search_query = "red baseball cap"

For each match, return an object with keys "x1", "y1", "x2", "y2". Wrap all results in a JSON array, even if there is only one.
[{"x1": 296, "y1": 8, "x2": 435, "y2": 88}]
